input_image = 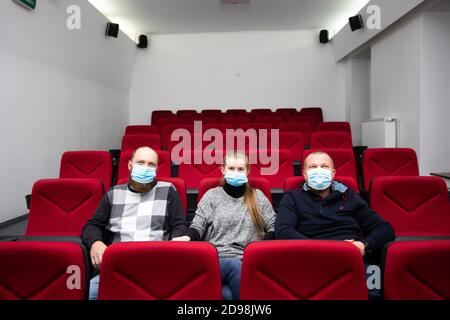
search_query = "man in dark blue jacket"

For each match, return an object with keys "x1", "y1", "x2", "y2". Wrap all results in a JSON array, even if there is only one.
[{"x1": 275, "y1": 151, "x2": 395, "y2": 260}]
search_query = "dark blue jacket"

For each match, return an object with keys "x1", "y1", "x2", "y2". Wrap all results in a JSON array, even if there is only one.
[{"x1": 275, "y1": 182, "x2": 395, "y2": 251}]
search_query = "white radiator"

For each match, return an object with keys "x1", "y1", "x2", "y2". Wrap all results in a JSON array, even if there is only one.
[{"x1": 362, "y1": 118, "x2": 398, "y2": 148}]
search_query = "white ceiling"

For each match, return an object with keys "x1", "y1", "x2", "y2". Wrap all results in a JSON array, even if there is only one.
[{"x1": 88, "y1": 0, "x2": 370, "y2": 40}]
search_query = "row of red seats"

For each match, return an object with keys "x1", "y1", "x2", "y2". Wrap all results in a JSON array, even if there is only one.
[
  {"x1": 59, "y1": 148, "x2": 419, "y2": 192},
  {"x1": 22, "y1": 174, "x2": 450, "y2": 242},
  {"x1": 2, "y1": 239, "x2": 449, "y2": 300},
  {"x1": 151, "y1": 107, "x2": 324, "y2": 125},
  {"x1": 121, "y1": 129, "x2": 353, "y2": 154}
]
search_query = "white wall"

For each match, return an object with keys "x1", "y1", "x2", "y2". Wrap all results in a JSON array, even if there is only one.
[
  {"x1": 420, "y1": 12, "x2": 450, "y2": 174},
  {"x1": 0, "y1": 0, "x2": 136, "y2": 223},
  {"x1": 345, "y1": 56, "x2": 371, "y2": 146},
  {"x1": 129, "y1": 30, "x2": 346, "y2": 124},
  {"x1": 370, "y1": 12, "x2": 423, "y2": 155}
]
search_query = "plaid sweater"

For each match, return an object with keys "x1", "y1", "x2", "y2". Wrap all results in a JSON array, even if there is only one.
[{"x1": 82, "y1": 181, "x2": 188, "y2": 248}]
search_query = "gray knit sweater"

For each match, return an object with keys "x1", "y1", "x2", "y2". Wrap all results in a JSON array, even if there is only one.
[{"x1": 189, "y1": 187, "x2": 276, "y2": 259}]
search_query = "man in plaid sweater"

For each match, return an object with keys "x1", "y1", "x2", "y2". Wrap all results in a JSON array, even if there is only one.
[{"x1": 82, "y1": 147, "x2": 188, "y2": 300}]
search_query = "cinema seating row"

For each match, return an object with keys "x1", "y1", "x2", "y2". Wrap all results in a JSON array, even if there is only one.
[{"x1": 1, "y1": 239, "x2": 449, "y2": 300}]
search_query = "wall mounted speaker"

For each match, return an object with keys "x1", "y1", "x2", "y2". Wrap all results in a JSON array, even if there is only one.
[
  {"x1": 319, "y1": 30, "x2": 329, "y2": 44},
  {"x1": 349, "y1": 14, "x2": 364, "y2": 31},
  {"x1": 137, "y1": 35, "x2": 148, "y2": 48},
  {"x1": 106, "y1": 22, "x2": 119, "y2": 38}
]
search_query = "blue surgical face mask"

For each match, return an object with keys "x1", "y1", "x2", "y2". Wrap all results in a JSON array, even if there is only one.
[
  {"x1": 307, "y1": 168, "x2": 333, "y2": 191},
  {"x1": 131, "y1": 165, "x2": 156, "y2": 184},
  {"x1": 224, "y1": 171, "x2": 248, "y2": 187}
]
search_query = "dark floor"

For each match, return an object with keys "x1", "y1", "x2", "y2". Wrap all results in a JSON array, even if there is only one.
[{"x1": 0, "y1": 215, "x2": 28, "y2": 239}]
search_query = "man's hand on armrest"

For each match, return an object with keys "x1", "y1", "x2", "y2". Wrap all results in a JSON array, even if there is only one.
[{"x1": 90, "y1": 240, "x2": 107, "y2": 270}]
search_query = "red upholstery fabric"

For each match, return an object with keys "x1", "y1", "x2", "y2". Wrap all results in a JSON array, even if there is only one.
[
  {"x1": 197, "y1": 177, "x2": 272, "y2": 203},
  {"x1": 276, "y1": 108, "x2": 298, "y2": 115},
  {"x1": 240, "y1": 240, "x2": 367, "y2": 300},
  {"x1": 318, "y1": 122, "x2": 351, "y2": 133},
  {"x1": 121, "y1": 134, "x2": 162, "y2": 152},
  {"x1": 176, "y1": 110, "x2": 198, "y2": 118},
  {"x1": 370, "y1": 176, "x2": 450, "y2": 237},
  {"x1": 26, "y1": 179, "x2": 103, "y2": 236},
  {"x1": 125, "y1": 125, "x2": 157, "y2": 135},
  {"x1": 154, "y1": 116, "x2": 185, "y2": 128},
  {"x1": 255, "y1": 116, "x2": 283, "y2": 127},
  {"x1": 240, "y1": 123, "x2": 273, "y2": 131},
  {"x1": 279, "y1": 122, "x2": 312, "y2": 146},
  {"x1": 362, "y1": 148, "x2": 419, "y2": 191},
  {"x1": 300, "y1": 107, "x2": 324, "y2": 122},
  {"x1": 248, "y1": 149, "x2": 294, "y2": 189},
  {"x1": 276, "y1": 132, "x2": 305, "y2": 161},
  {"x1": 0, "y1": 242, "x2": 87, "y2": 300},
  {"x1": 384, "y1": 240, "x2": 450, "y2": 300},
  {"x1": 310, "y1": 132, "x2": 353, "y2": 149},
  {"x1": 284, "y1": 176, "x2": 359, "y2": 193},
  {"x1": 221, "y1": 116, "x2": 251, "y2": 127},
  {"x1": 161, "y1": 124, "x2": 194, "y2": 150},
  {"x1": 201, "y1": 109, "x2": 223, "y2": 117},
  {"x1": 98, "y1": 242, "x2": 222, "y2": 300},
  {"x1": 250, "y1": 109, "x2": 273, "y2": 116},
  {"x1": 185, "y1": 115, "x2": 217, "y2": 124},
  {"x1": 287, "y1": 115, "x2": 319, "y2": 131},
  {"x1": 151, "y1": 110, "x2": 173, "y2": 125},
  {"x1": 60, "y1": 151, "x2": 112, "y2": 190},
  {"x1": 302, "y1": 149, "x2": 358, "y2": 182},
  {"x1": 117, "y1": 150, "x2": 171, "y2": 183},
  {"x1": 177, "y1": 151, "x2": 223, "y2": 189},
  {"x1": 226, "y1": 109, "x2": 248, "y2": 116}
]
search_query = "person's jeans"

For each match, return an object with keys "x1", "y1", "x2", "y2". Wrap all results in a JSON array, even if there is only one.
[
  {"x1": 89, "y1": 275, "x2": 100, "y2": 300},
  {"x1": 219, "y1": 258, "x2": 242, "y2": 300}
]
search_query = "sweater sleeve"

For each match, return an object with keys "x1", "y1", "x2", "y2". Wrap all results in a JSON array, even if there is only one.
[
  {"x1": 352, "y1": 193, "x2": 395, "y2": 251},
  {"x1": 167, "y1": 186, "x2": 188, "y2": 239},
  {"x1": 256, "y1": 190, "x2": 276, "y2": 233},
  {"x1": 81, "y1": 193, "x2": 112, "y2": 249},
  {"x1": 275, "y1": 191, "x2": 311, "y2": 240},
  {"x1": 188, "y1": 190, "x2": 213, "y2": 240}
]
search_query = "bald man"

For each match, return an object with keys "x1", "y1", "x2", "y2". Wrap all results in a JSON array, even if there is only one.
[
  {"x1": 82, "y1": 147, "x2": 188, "y2": 299},
  {"x1": 275, "y1": 151, "x2": 394, "y2": 259}
]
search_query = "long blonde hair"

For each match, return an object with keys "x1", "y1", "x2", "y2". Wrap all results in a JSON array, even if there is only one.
[{"x1": 223, "y1": 152, "x2": 266, "y2": 235}]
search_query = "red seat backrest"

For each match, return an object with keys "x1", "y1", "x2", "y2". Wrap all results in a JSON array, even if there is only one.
[
  {"x1": 60, "y1": 151, "x2": 112, "y2": 190},
  {"x1": 177, "y1": 151, "x2": 223, "y2": 189},
  {"x1": 310, "y1": 131, "x2": 353, "y2": 149},
  {"x1": 240, "y1": 241, "x2": 367, "y2": 300},
  {"x1": 300, "y1": 107, "x2": 324, "y2": 122},
  {"x1": 370, "y1": 176, "x2": 450, "y2": 237},
  {"x1": 318, "y1": 122, "x2": 351, "y2": 133},
  {"x1": 248, "y1": 149, "x2": 294, "y2": 189},
  {"x1": 279, "y1": 122, "x2": 312, "y2": 146},
  {"x1": 98, "y1": 242, "x2": 222, "y2": 300},
  {"x1": 151, "y1": 110, "x2": 173, "y2": 125},
  {"x1": 0, "y1": 242, "x2": 87, "y2": 300},
  {"x1": 121, "y1": 134, "x2": 162, "y2": 152},
  {"x1": 26, "y1": 179, "x2": 103, "y2": 236},
  {"x1": 362, "y1": 148, "x2": 419, "y2": 191},
  {"x1": 125, "y1": 125, "x2": 157, "y2": 135}
]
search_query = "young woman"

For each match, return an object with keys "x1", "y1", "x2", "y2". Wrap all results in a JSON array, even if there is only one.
[{"x1": 173, "y1": 152, "x2": 276, "y2": 300}]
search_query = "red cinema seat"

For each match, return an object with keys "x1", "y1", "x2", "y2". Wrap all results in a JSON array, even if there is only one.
[
  {"x1": 202, "y1": 123, "x2": 234, "y2": 134},
  {"x1": 0, "y1": 241, "x2": 87, "y2": 300},
  {"x1": 185, "y1": 115, "x2": 217, "y2": 124},
  {"x1": 60, "y1": 151, "x2": 112, "y2": 191},
  {"x1": 250, "y1": 109, "x2": 272, "y2": 116},
  {"x1": 121, "y1": 134, "x2": 162, "y2": 152},
  {"x1": 284, "y1": 176, "x2": 359, "y2": 193},
  {"x1": 362, "y1": 148, "x2": 419, "y2": 192},
  {"x1": 125, "y1": 125, "x2": 157, "y2": 135},
  {"x1": 221, "y1": 116, "x2": 251, "y2": 127},
  {"x1": 197, "y1": 177, "x2": 272, "y2": 204},
  {"x1": 302, "y1": 149, "x2": 358, "y2": 182},
  {"x1": 287, "y1": 115, "x2": 319, "y2": 131},
  {"x1": 318, "y1": 122, "x2": 351, "y2": 134},
  {"x1": 201, "y1": 109, "x2": 223, "y2": 117},
  {"x1": 26, "y1": 179, "x2": 103, "y2": 237},
  {"x1": 300, "y1": 107, "x2": 324, "y2": 122},
  {"x1": 98, "y1": 242, "x2": 222, "y2": 300},
  {"x1": 240, "y1": 241, "x2": 367, "y2": 300},
  {"x1": 384, "y1": 240, "x2": 450, "y2": 300},
  {"x1": 177, "y1": 151, "x2": 223, "y2": 189},
  {"x1": 151, "y1": 110, "x2": 173, "y2": 125},
  {"x1": 255, "y1": 116, "x2": 283, "y2": 128},
  {"x1": 276, "y1": 108, "x2": 298, "y2": 114},
  {"x1": 275, "y1": 132, "x2": 305, "y2": 161},
  {"x1": 279, "y1": 122, "x2": 312, "y2": 146},
  {"x1": 226, "y1": 109, "x2": 248, "y2": 116},
  {"x1": 154, "y1": 116, "x2": 185, "y2": 128},
  {"x1": 240, "y1": 123, "x2": 273, "y2": 131},
  {"x1": 161, "y1": 124, "x2": 194, "y2": 150},
  {"x1": 310, "y1": 132, "x2": 353, "y2": 149},
  {"x1": 248, "y1": 149, "x2": 294, "y2": 189},
  {"x1": 116, "y1": 177, "x2": 187, "y2": 216},
  {"x1": 176, "y1": 110, "x2": 198, "y2": 118},
  {"x1": 370, "y1": 176, "x2": 450, "y2": 237},
  {"x1": 117, "y1": 150, "x2": 171, "y2": 183}
]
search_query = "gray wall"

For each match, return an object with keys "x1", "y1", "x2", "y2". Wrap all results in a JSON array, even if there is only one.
[{"x1": 0, "y1": 0, "x2": 136, "y2": 223}]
